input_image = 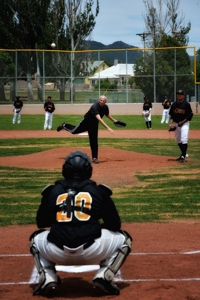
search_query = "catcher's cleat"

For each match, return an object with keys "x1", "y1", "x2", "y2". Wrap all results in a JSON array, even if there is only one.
[
  {"x1": 93, "y1": 278, "x2": 120, "y2": 295},
  {"x1": 33, "y1": 275, "x2": 61, "y2": 296},
  {"x1": 57, "y1": 122, "x2": 65, "y2": 132},
  {"x1": 92, "y1": 158, "x2": 99, "y2": 164}
]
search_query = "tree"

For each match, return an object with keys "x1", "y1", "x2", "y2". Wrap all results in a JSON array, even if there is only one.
[
  {"x1": 196, "y1": 48, "x2": 200, "y2": 83},
  {"x1": 0, "y1": 0, "x2": 53, "y2": 101},
  {"x1": 94, "y1": 78, "x2": 117, "y2": 91},
  {"x1": 142, "y1": 0, "x2": 191, "y2": 47},
  {"x1": 65, "y1": 0, "x2": 99, "y2": 102},
  {"x1": 134, "y1": 34, "x2": 193, "y2": 101},
  {"x1": 0, "y1": 52, "x2": 15, "y2": 100},
  {"x1": 134, "y1": 0, "x2": 193, "y2": 101},
  {"x1": 42, "y1": 0, "x2": 100, "y2": 101}
]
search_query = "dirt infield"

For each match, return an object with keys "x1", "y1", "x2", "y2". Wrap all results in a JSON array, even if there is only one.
[{"x1": 1, "y1": 129, "x2": 200, "y2": 300}]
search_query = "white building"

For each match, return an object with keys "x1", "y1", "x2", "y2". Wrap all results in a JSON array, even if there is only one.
[{"x1": 88, "y1": 60, "x2": 134, "y2": 88}]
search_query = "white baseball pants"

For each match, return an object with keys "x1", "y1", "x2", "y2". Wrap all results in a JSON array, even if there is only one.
[
  {"x1": 44, "y1": 112, "x2": 53, "y2": 130},
  {"x1": 33, "y1": 229, "x2": 125, "y2": 280}
]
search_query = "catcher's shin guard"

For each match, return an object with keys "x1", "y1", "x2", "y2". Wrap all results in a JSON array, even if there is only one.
[
  {"x1": 30, "y1": 232, "x2": 60, "y2": 295},
  {"x1": 30, "y1": 242, "x2": 46, "y2": 285},
  {"x1": 104, "y1": 230, "x2": 132, "y2": 281}
]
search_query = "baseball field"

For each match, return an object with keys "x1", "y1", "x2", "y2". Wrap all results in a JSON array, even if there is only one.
[{"x1": 0, "y1": 114, "x2": 200, "y2": 300}]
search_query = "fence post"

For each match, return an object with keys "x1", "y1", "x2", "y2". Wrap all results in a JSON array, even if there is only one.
[
  {"x1": 153, "y1": 49, "x2": 156, "y2": 102},
  {"x1": 15, "y1": 50, "x2": 17, "y2": 97}
]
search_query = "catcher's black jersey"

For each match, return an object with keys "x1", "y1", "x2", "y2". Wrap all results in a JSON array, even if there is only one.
[
  {"x1": 143, "y1": 100, "x2": 152, "y2": 111},
  {"x1": 36, "y1": 179, "x2": 121, "y2": 248},
  {"x1": 169, "y1": 100, "x2": 193, "y2": 123},
  {"x1": 44, "y1": 101, "x2": 55, "y2": 113}
]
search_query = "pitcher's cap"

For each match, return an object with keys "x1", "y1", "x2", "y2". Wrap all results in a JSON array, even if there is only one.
[{"x1": 176, "y1": 90, "x2": 185, "y2": 95}]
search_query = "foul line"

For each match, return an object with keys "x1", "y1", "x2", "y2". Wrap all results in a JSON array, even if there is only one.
[
  {"x1": 1, "y1": 250, "x2": 200, "y2": 286},
  {"x1": 1, "y1": 250, "x2": 200, "y2": 258},
  {"x1": 2, "y1": 277, "x2": 200, "y2": 285}
]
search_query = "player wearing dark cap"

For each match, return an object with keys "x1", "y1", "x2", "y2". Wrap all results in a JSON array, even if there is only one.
[{"x1": 169, "y1": 90, "x2": 193, "y2": 163}]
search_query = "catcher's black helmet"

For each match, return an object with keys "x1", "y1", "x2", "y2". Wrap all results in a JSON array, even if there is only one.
[{"x1": 62, "y1": 151, "x2": 92, "y2": 180}]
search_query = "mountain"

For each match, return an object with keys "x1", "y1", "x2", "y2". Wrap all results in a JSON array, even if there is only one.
[{"x1": 85, "y1": 40, "x2": 142, "y2": 64}]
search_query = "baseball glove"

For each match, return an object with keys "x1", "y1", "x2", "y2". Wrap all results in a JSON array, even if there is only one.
[
  {"x1": 168, "y1": 125, "x2": 176, "y2": 132},
  {"x1": 114, "y1": 120, "x2": 126, "y2": 128},
  {"x1": 145, "y1": 113, "x2": 149, "y2": 117}
]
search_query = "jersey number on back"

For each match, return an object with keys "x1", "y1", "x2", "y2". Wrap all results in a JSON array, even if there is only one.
[{"x1": 56, "y1": 192, "x2": 92, "y2": 222}]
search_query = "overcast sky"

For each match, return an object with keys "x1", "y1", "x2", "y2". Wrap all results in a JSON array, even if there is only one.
[{"x1": 91, "y1": 0, "x2": 200, "y2": 54}]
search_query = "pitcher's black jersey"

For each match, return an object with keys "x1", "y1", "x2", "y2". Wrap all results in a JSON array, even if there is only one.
[
  {"x1": 169, "y1": 100, "x2": 193, "y2": 123},
  {"x1": 84, "y1": 102, "x2": 109, "y2": 125}
]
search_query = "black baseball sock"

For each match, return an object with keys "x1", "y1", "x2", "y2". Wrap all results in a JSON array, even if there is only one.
[
  {"x1": 149, "y1": 121, "x2": 152, "y2": 128},
  {"x1": 146, "y1": 122, "x2": 149, "y2": 129},
  {"x1": 181, "y1": 144, "x2": 188, "y2": 157},
  {"x1": 178, "y1": 143, "x2": 183, "y2": 156}
]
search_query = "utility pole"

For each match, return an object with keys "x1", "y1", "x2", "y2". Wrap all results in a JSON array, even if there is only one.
[{"x1": 136, "y1": 32, "x2": 151, "y2": 56}]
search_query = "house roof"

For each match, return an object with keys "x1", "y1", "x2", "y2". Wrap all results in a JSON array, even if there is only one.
[
  {"x1": 88, "y1": 63, "x2": 134, "y2": 79},
  {"x1": 82, "y1": 60, "x2": 106, "y2": 73}
]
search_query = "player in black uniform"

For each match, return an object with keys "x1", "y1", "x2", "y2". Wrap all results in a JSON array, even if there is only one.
[
  {"x1": 142, "y1": 96, "x2": 153, "y2": 129},
  {"x1": 169, "y1": 90, "x2": 193, "y2": 163},
  {"x1": 57, "y1": 95, "x2": 117, "y2": 164},
  {"x1": 161, "y1": 96, "x2": 171, "y2": 124},
  {"x1": 12, "y1": 96, "x2": 23, "y2": 124},
  {"x1": 29, "y1": 150, "x2": 132, "y2": 296},
  {"x1": 44, "y1": 96, "x2": 55, "y2": 130}
]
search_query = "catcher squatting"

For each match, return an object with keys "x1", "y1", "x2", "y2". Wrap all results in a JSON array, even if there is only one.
[{"x1": 29, "y1": 150, "x2": 132, "y2": 296}]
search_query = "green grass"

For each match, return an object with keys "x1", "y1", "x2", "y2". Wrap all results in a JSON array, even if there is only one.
[
  {"x1": 0, "y1": 114, "x2": 200, "y2": 130},
  {"x1": 0, "y1": 114, "x2": 200, "y2": 226}
]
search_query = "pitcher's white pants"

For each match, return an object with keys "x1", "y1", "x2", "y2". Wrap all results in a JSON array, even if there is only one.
[
  {"x1": 33, "y1": 229, "x2": 125, "y2": 280},
  {"x1": 174, "y1": 121, "x2": 189, "y2": 144},
  {"x1": 44, "y1": 112, "x2": 53, "y2": 130}
]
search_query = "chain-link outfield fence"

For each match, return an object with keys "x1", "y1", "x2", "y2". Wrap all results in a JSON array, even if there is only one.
[{"x1": 0, "y1": 46, "x2": 199, "y2": 103}]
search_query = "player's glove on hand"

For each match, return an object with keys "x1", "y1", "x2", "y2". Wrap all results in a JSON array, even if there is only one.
[
  {"x1": 168, "y1": 125, "x2": 176, "y2": 132},
  {"x1": 114, "y1": 120, "x2": 126, "y2": 127},
  {"x1": 145, "y1": 113, "x2": 149, "y2": 117}
]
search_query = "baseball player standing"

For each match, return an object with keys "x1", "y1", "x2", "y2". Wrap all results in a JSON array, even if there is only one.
[
  {"x1": 142, "y1": 96, "x2": 153, "y2": 129},
  {"x1": 44, "y1": 96, "x2": 55, "y2": 130},
  {"x1": 161, "y1": 96, "x2": 171, "y2": 124},
  {"x1": 12, "y1": 96, "x2": 23, "y2": 124},
  {"x1": 29, "y1": 150, "x2": 132, "y2": 296},
  {"x1": 169, "y1": 90, "x2": 193, "y2": 163},
  {"x1": 57, "y1": 95, "x2": 117, "y2": 164}
]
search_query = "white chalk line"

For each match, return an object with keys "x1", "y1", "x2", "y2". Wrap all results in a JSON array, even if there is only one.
[
  {"x1": 1, "y1": 250, "x2": 200, "y2": 258},
  {"x1": 2, "y1": 277, "x2": 200, "y2": 285},
  {"x1": 1, "y1": 250, "x2": 200, "y2": 286}
]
